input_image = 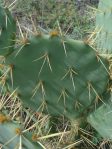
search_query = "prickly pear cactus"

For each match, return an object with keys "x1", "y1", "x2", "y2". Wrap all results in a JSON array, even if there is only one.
[
  {"x1": 96, "y1": 0, "x2": 112, "y2": 54},
  {"x1": 0, "y1": 2, "x2": 111, "y2": 145},
  {"x1": 87, "y1": 93, "x2": 112, "y2": 139},
  {"x1": 0, "y1": 114, "x2": 43, "y2": 149},
  {"x1": 3, "y1": 33, "x2": 109, "y2": 120},
  {"x1": 0, "y1": 6, "x2": 16, "y2": 56}
]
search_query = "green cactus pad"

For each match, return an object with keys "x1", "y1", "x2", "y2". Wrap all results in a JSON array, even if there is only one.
[
  {"x1": 5, "y1": 34, "x2": 109, "y2": 120},
  {"x1": 0, "y1": 119, "x2": 43, "y2": 149},
  {"x1": 0, "y1": 6, "x2": 16, "y2": 56},
  {"x1": 87, "y1": 94, "x2": 112, "y2": 139},
  {"x1": 96, "y1": 0, "x2": 112, "y2": 54}
]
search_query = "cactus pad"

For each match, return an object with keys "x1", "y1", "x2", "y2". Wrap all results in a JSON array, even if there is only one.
[
  {"x1": 96, "y1": 0, "x2": 112, "y2": 54},
  {"x1": 0, "y1": 6, "x2": 16, "y2": 56},
  {"x1": 0, "y1": 116, "x2": 43, "y2": 149},
  {"x1": 87, "y1": 94, "x2": 112, "y2": 139},
  {"x1": 4, "y1": 34, "x2": 109, "y2": 120}
]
